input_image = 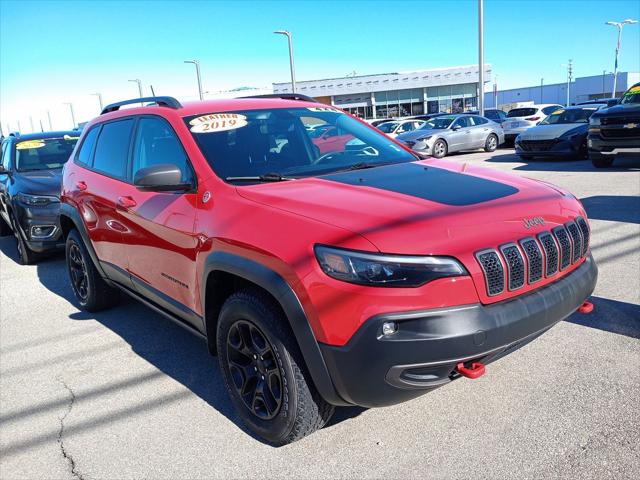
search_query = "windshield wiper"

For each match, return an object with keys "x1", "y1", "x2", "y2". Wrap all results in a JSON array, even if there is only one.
[
  {"x1": 332, "y1": 161, "x2": 393, "y2": 173},
  {"x1": 225, "y1": 173, "x2": 295, "y2": 183}
]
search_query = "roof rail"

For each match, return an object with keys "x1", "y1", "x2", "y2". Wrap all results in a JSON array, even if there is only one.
[
  {"x1": 9, "y1": 131, "x2": 20, "y2": 137},
  {"x1": 101, "y1": 96, "x2": 182, "y2": 115},
  {"x1": 240, "y1": 93, "x2": 317, "y2": 103}
]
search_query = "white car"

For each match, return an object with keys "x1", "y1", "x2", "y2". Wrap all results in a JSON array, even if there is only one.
[
  {"x1": 376, "y1": 119, "x2": 425, "y2": 138},
  {"x1": 503, "y1": 104, "x2": 563, "y2": 143}
]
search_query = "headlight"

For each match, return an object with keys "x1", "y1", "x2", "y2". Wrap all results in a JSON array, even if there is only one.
[
  {"x1": 315, "y1": 245, "x2": 466, "y2": 287},
  {"x1": 15, "y1": 193, "x2": 60, "y2": 206},
  {"x1": 589, "y1": 117, "x2": 601, "y2": 126},
  {"x1": 417, "y1": 135, "x2": 433, "y2": 142}
]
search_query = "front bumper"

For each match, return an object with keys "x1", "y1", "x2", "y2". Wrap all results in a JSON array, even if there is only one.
[
  {"x1": 515, "y1": 138, "x2": 583, "y2": 157},
  {"x1": 320, "y1": 255, "x2": 597, "y2": 408},
  {"x1": 588, "y1": 133, "x2": 640, "y2": 156},
  {"x1": 14, "y1": 202, "x2": 64, "y2": 252}
]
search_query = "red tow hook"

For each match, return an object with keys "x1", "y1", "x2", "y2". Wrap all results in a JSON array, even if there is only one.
[
  {"x1": 456, "y1": 361, "x2": 486, "y2": 379},
  {"x1": 578, "y1": 300, "x2": 594, "y2": 314}
]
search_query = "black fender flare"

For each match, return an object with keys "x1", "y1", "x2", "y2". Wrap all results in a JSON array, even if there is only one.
[
  {"x1": 203, "y1": 251, "x2": 350, "y2": 406},
  {"x1": 59, "y1": 203, "x2": 111, "y2": 282}
]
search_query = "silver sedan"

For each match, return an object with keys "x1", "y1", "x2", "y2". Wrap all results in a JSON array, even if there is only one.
[{"x1": 395, "y1": 114, "x2": 505, "y2": 158}]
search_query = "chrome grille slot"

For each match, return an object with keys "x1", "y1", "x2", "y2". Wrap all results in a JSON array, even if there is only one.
[
  {"x1": 519, "y1": 238, "x2": 543, "y2": 283},
  {"x1": 538, "y1": 232, "x2": 559, "y2": 277},
  {"x1": 475, "y1": 250, "x2": 504, "y2": 296},
  {"x1": 499, "y1": 243, "x2": 525, "y2": 291},
  {"x1": 566, "y1": 221, "x2": 582, "y2": 264},
  {"x1": 576, "y1": 216, "x2": 590, "y2": 256},
  {"x1": 552, "y1": 226, "x2": 571, "y2": 270}
]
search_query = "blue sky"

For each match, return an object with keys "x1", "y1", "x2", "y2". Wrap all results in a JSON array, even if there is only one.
[{"x1": 1, "y1": 0, "x2": 639, "y2": 132}]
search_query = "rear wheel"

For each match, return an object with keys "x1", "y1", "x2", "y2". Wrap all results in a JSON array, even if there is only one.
[
  {"x1": 217, "y1": 290, "x2": 334, "y2": 445},
  {"x1": 484, "y1": 134, "x2": 498, "y2": 152},
  {"x1": 590, "y1": 152, "x2": 614, "y2": 168},
  {"x1": 66, "y1": 229, "x2": 119, "y2": 311},
  {"x1": 432, "y1": 139, "x2": 448, "y2": 158}
]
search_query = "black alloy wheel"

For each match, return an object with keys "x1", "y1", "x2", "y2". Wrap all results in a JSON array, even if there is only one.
[
  {"x1": 68, "y1": 243, "x2": 89, "y2": 301},
  {"x1": 226, "y1": 319, "x2": 283, "y2": 420}
]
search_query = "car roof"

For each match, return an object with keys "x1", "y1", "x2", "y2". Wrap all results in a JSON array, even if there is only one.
[{"x1": 5, "y1": 131, "x2": 78, "y2": 142}]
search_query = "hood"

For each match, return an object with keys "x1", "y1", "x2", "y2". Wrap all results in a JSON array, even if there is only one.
[
  {"x1": 236, "y1": 160, "x2": 584, "y2": 257},
  {"x1": 591, "y1": 102, "x2": 640, "y2": 118},
  {"x1": 396, "y1": 128, "x2": 442, "y2": 142},
  {"x1": 519, "y1": 123, "x2": 586, "y2": 140},
  {"x1": 13, "y1": 169, "x2": 62, "y2": 196}
]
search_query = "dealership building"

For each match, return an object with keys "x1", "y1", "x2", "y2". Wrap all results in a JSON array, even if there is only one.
[{"x1": 272, "y1": 64, "x2": 492, "y2": 118}]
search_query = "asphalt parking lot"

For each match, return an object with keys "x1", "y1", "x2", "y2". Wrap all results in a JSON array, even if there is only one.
[{"x1": 1, "y1": 148, "x2": 639, "y2": 480}]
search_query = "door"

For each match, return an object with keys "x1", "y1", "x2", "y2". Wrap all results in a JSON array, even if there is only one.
[
  {"x1": 117, "y1": 116, "x2": 201, "y2": 327},
  {"x1": 447, "y1": 116, "x2": 472, "y2": 151},
  {"x1": 470, "y1": 116, "x2": 490, "y2": 147},
  {"x1": 73, "y1": 119, "x2": 135, "y2": 285}
]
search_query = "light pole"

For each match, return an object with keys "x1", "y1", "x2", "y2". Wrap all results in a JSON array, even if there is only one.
[
  {"x1": 566, "y1": 59, "x2": 573, "y2": 105},
  {"x1": 128, "y1": 79, "x2": 143, "y2": 105},
  {"x1": 184, "y1": 60, "x2": 204, "y2": 100},
  {"x1": 63, "y1": 102, "x2": 76, "y2": 128},
  {"x1": 47, "y1": 110, "x2": 53, "y2": 130},
  {"x1": 477, "y1": 0, "x2": 484, "y2": 116},
  {"x1": 540, "y1": 78, "x2": 544, "y2": 103},
  {"x1": 91, "y1": 92, "x2": 103, "y2": 111},
  {"x1": 29, "y1": 116, "x2": 35, "y2": 132},
  {"x1": 605, "y1": 19, "x2": 637, "y2": 97},
  {"x1": 274, "y1": 30, "x2": 297, "y2": 93}
]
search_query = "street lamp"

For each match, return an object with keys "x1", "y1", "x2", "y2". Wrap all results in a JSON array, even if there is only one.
[
  {"x1": 47, "y1": 110, "x2": 53, "y2": 130},
  {"x1": 90, "y1": 92, "x2": 103, "y2": 111},
  {"x1": 128, "y1": 79, "x2": 143, "y2": 105},
  {"x1": 184, "y1": 60, "x2": 204, "y2": 100},
  {"x1": 63, "y1": 102, "x2": 76, "y2": 129},
  {"x1": 605, "y1": 19, "x2": 637, "y2": 97},
  {"x1": 274, "y1": 30, "x2": 296, "y2": 93},
  {"x1": 477, "y1": 0, "x2": 484, "y2": 116}
]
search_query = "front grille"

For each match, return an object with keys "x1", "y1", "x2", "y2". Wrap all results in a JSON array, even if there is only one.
[
  {"x1": 600, "y1": 128, "x2": 640, "y2": 138},
  {"x1": 576, "y1": 216, "x2": 590, "y2": 256},
  {"x1": 538, "y1": 232, "x2": 559, "y2": 276},
  {"x1": 475, "y1": 218, "x2": 591, "y2": 297},
  {"x1": 476, "y1": 250, "x2": 504, "y2": 296},
  {"x1": 601, "y1": 116, "x2": 640, "y2": 125},
  {"x1": 566, "y1": 221, "x2": 583, "y2": 264},
  {"x1": 520, "y1": 238, "x2": 543, "y2": 283},
  {"x1": 499, "y1": 244, "x2": 525, "y2": 290},
  {"x1": 520, "y1": 139, "x2": 557, "y2": 151}
]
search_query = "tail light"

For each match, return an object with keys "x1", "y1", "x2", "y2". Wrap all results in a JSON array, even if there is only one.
[{"x1": 525, "y1": 116, "x2": 540, "y2": 121}]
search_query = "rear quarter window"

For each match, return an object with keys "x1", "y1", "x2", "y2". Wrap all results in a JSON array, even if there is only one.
[{"x1": 76, "y1": 126, "x2": 101, "y2": 166}]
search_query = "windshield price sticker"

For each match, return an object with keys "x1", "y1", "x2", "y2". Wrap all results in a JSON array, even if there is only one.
[
  {"x1": 16, "y1": 140, "x2": 46, "y2": 150},
  {"x1": 307, "y1": 107, "x2": 339, "y2": 113},
  {"x1": 552, "y1": 109, "x2": 564, "y2": 115},
  {"x1": 189, "y1": 113, "x2": 248, "y2": 133}
]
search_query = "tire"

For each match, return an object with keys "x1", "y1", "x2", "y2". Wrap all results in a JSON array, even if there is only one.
[
  {"x1": 217, "y1": 290, "x2": 334, "y2": 445},
  {"x1": 65, "y1": 228, "x2": 119, "y2": 311},
  {"x1": 590, "y1": 152, "x2": 614, "y2": 168},
  {"x1": 484, "y1": 134, "x2": 498, "y2": 152},
  {"x1": 10, "y1": 213, "x2": 38, "y2": 265},
  {"x1": 432, "y1": 139, "x2": 448, "y2": 158}
]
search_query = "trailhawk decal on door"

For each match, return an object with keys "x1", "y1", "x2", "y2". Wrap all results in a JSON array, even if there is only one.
[
  {"x1": 189, "y1": 113, "x2": 248, "y2": 133},
  {"x1": 321, "y1": 163, "x2": 519, "y2": 206}
]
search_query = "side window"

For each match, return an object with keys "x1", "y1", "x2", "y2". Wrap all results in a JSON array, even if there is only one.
[
  {"x1": 131, "y1": 117, "x2": 193, "y2": 183},
  {"x1": 472, "y1": 116, "x2": 488, "y2": 125},
  {"x1": 93, "y1": 119, "x2": 134, "y2": 179},
  {"x1": 453, "y1": 117, "x2": 469, "y2": 128},
  {"x1": 1, "y1": 141, "x2": 9, "y2": 169},
  {"x1": 542, "y1": 105, "x2": 560, "y2": 115},
  {"x1": 76, "y1": 126, "x2": 101, "y2": 166}
]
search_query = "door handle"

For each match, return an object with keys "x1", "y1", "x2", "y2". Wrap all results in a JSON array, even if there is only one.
[
  {"x1": 117, "y1": 196, "x2": 137, "y2": 208},
  {"x1": 76, "y1": 181, "x2": 87, "y2": 191}
]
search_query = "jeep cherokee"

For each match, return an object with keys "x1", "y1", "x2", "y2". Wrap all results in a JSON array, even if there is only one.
[{"x1": 59, "y1": 94, "x2": 597, "y2": 445}]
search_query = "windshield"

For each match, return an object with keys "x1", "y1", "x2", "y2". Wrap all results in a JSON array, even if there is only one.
[
  {"x1": 419, "y1": 116, "x2": 454, "y2": 130},
  {"x1": 184, "y1": 108, "x2": 415, "y2": 183},
  {"x1": 539, "y1": 108, "x2": 596, "y2": 125},
  {"x1": 15, "y1": 136, "x2": 78, "y2": 172},
  {"x1": 507, "y1": 108, "x2": 537, "y2": 118},
  {"x1": 377, "y1": 122, "x2": 399, "y2": 133},
  {"x1": 621, "y1": 85, "x2": 640, "y2": 105}
]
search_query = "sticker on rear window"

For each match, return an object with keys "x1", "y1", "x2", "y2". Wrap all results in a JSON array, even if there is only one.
[
  {"x1": 307, "y1": 107, "x2": 339, "y2": 113},
  {"x1": 552, "y1": 109, "x2": 564, "y2": 115},
  {"x1": 16, "y1": 140, "x2": 45, "y2": 150},
  {"x1": 189, "y1": 113, "x2": 248, "y2": 133}
]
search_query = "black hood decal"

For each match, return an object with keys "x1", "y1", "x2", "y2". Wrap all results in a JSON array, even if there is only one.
[{"x1": 321, "y1": 163, "x2": 518, "y2": 206}]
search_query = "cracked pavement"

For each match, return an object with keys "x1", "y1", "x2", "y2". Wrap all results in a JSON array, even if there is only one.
[{"x1": 1, "y1": 149, "x2": 639, "y2": 479}]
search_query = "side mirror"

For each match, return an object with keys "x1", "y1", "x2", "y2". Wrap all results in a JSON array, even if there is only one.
[
  {"x1": 0, "y1": 164, "x2": 11, "y2": 176},
  {"x1": 452, "y1": 125, "x2": 462, "y2": 131},
  {"x1": 134, "y1": 163, "x2": 192, "y2": 192}
]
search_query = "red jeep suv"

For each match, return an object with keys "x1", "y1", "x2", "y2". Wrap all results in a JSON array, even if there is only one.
[{"x1": 60, "y1": 94, "x2": 597, "y2": 444}]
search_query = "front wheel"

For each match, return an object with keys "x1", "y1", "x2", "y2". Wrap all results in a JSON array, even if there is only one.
[
  {"x1": 590, "y1": 152, "x2": 614, "y2": 168},
  {"x1": 484, "y1": 134, "x2": 498, "y2": 152},
  {"x1": 10, "y1": 214, "x2": 38, "y2": 265},
  {"x1": 0, "y1": 214, "x2": 11, "y2": 237},
  {"x1": 217, "y1": 290, "x2": 334, "y2": 445},
  {"x1": 66, "y1": 229, "x2": 119, "y2": 311},
  {"x1": 432, "y1": 139, "x2": 448, "y2": 158}
]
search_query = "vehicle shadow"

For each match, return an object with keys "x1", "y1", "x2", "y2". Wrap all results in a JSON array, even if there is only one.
[
  {"x1": 485, "y1": 153, "x2": 640, "y2": 172},
  {"x1": 0, "y1": 237, "x2": 363, "y2": 444},
  {"x1": 580, "y1": 195, "x2": 640, "y2": 224},
  {"x1": 565, "y1": 296, "x2": 640, "y2": 339}
]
